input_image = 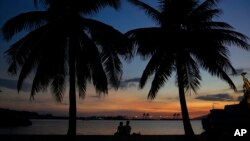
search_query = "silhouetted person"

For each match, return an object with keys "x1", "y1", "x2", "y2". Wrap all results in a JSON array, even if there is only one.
[
  {"x1": 116, "y1": 121, "x2": 124, "y2": 136},
  {"x1": 114, "y1": 121, "x2": 124, "y2": 136},
  {"x1": 124, "y1": 120, "x2": 131, "y2": 136}
]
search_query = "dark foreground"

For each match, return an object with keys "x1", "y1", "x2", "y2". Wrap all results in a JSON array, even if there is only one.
[
  {"x1": 0, "y1": 135, "x2": 249, "y2": 141},
  {"x1": 0, "y1": 135, "x2": 191, "y2": 141}
]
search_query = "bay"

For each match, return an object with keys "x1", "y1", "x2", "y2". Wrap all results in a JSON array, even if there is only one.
[{"x1": 0, "y1": 120, "x2": 204, "y2": 135}]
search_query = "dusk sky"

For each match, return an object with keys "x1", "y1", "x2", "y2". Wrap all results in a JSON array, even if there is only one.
[{"x1": 0, "y1": 0, "x2": 250, "y2": 118}]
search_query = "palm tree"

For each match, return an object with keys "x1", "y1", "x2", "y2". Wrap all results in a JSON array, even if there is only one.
[
  {"x1": 2, "y1": 0, "x2": 131, "y2": 136},
  {"x1": 127, "y1": 0, "x2": 249, "y2": 138},
  {"x1": 173, "y1": 113, "x2": 177, "y2": 119}
]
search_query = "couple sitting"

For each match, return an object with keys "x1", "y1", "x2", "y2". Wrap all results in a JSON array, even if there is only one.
[{"x1": 115, "y1": 120, "x2": 131, "y2": 136}]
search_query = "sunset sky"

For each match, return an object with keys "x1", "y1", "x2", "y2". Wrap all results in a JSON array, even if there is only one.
[{"x1": 0, "y1": 0, "x2": 250, "y2": 119}]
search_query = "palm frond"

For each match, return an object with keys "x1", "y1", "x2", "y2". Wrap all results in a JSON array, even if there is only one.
[
  {"x1": 83, "y1": 18, "x2": 134, "y2": 90},
  {"x1": 31, "y1": 63, "x2": 51, "y2": 99},
  {"x1": 194, "y1": 0, "x2": 220, "y2": 12},
  {"x1": 76, "y1": 64, "x2": 89, "y2": 99},
  {"x1": 5, "y1": 25, "x2": 51, "y2": 92},
  {"x1": 100, "y1": 48, "x2": 122, "y2": 89},
  {"x1": 84, "y1": 19, "x2": 130, "y2": 89},
  {"x1": 190, "y1": 27, "x2": 250, "y2": 55},
  {"x1": 79, "y1": 31, "x2": 108, "y2": 94},
  {"x1": 202, "y1": 62, "x2": 236, "y2": 91},
  {"x1": 31, "y1": 46, "x2": 66, "y2": 100},
  {"x1": 190, "y1": 36, "x2": 237, "y2": 74},
  {"x1": 17, "y1": 50, "x2": 39, "y2": 92},
  {"x1": 139, "y1": 51, "x2": 164, "y2": 88},
  {"x1": 76, "y1": 0, "x2": 121, "y2": 15},
  {"x1": 28, "y1": 24, "x2": 67, "y2": 99},
  {"x1": 34, "y1": 0, "x2": 121, "y2": 15},
  {"x1": 200, "y1": 29, "x2": 250, "y2": 50},
  {"x1": 194, "y1": 46, "x2": 237, "y2": 91},
  {"x1": 51, "y1": 74, "x2": 65, "y2": 102},
  {"x1": 189, "y1": 9, "x2": 222, "y2": 23},
  {"x1": 181, "y1": 55, "x2": 201, "y2": 94},
  {"x1": 30, "y1": 46, "x2": 66, "y2": 100},
  {"x1": 128, "y1": 0, "x2": 249, "y2": 101},
  {"x1": 126, "y1": 27, "x2": 161, "y2": 58},
  {"x1": 127, "y1": 0, "x2": 161, "y2": 24},
  {"x1": 84, "y1": 18, "x2": 132, "y2": 59},
  {"x1": 148, "y1": 54, "x2": 174, "y2": 99},
  {"x1": 76, "y1": 77, "x2": 87, "y2": 99},
  {"x1": 76, "y1": 43, "x2": 90, "y2": 98},
  {"x1": 49, "y1": 37, "x2": 66, "y2": 102},
  {"x1": 160, "y1": 0, "x2": 197, "y2": 25},
  {"x1": 2, "y1": 11, "x2": 48, "y2": 41},
  {"x1": 191, "y1": 21, "x2": 233, "y2": 30},
  {"x1": 5, "y1": 24, "x2": 50, "y2": 75}
]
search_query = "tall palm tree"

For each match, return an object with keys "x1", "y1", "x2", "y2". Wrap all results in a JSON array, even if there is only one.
[
  {"x1": 127, "y1": 0, "x2": 249, "y2": 138},
  {"x1": 2, "y1": 0, "x2": 131, "y2": 136}
]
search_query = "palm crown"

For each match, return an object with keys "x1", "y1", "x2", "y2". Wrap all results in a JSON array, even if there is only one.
[
  {"x1": 127, "y1": 0, "x2": 249, "y2": 97},
  {"x1": 2, "y1": 0, "x2": 130, "y2": 100},
  {"x1": 127, "y1": 0, "x2": 249, "y2": 137},
  {"x1": 2, "y1": 0, "x2": 131, "y2": 135}
]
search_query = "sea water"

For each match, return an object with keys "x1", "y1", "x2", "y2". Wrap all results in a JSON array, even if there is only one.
[{"x1": 0, "y1": 120, "x2": 203, "y2": 135}]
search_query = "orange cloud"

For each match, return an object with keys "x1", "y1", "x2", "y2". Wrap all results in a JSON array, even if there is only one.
[{"x1": 0, "y1": 86, "x2": 242, "y2": 118}]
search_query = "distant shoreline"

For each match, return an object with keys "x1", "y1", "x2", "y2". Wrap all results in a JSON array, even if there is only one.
[
  {"x1": 0, "y1": 107, "x2": 204, "y2": 121},
  {"x1": 30, "y1": 118, "x2": 201, "y2": 120},
  {"x1": 0, "y1": 135, "x2": 203, "y2": 141}
]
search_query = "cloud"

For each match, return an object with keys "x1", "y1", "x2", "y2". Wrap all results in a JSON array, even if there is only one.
[
  {"x1": 119, "y1": 77, "x2": 141, "y2": 89},
  {"x1": 0, "y1": 78, "x2": 31, "y2": 92},
  {"x1": 123, "y1": 78, "x2": 141, "y2": 83},
  {"x1": 195, "y1": 93, "x2": 234, "y2": 101}
]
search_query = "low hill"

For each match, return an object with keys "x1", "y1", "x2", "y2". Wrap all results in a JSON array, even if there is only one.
[{"x1": 0, "y1": 108, "x2": 34, "y2": 127}]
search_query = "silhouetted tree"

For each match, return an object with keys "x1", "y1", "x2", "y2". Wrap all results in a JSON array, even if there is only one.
[
  {"x1": 2, "y1": 0, "x2": 131, "y2": 136},
  {"x1": 127, "y1": 0, "x2": 249, "y2": 138},
  {"x1": 176, "y1": 113, "x2": 181, "y2": 119},
  {"x1": 173, "y1": 113, "x2": 177, "y2": 119}
]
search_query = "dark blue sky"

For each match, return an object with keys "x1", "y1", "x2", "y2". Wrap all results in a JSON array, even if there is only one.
[
  {"x1": 1, "y1": 0, "x2": 250, "y2": 77},
  {"x1": 0, "y1": 0, "x2": 249, "y2": 79}
]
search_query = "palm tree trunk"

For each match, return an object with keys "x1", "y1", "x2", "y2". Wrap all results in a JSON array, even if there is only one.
[
  {"x1": 67, "y1": 37, "x2": 77, "y2": 136},
  {"x1": 176, "y1": 62, "x2": 195, "y2": 139}
]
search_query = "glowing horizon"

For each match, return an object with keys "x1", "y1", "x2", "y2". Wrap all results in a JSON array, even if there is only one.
[{"x1": 0, "y1": 82, "x2": 243, "y2": 119}]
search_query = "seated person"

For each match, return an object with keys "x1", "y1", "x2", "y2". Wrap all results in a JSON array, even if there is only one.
[
  {"x1": 124, "y1": 120, "x2": 131, "y2": 136},
  {"x1": 115, "y1": 122, "x2": 124, "y2": 136}
]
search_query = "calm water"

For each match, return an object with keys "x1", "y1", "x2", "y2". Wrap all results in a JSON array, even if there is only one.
[{"x1": 0, "y1": 120, "x2": 203, "y2": 135}]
